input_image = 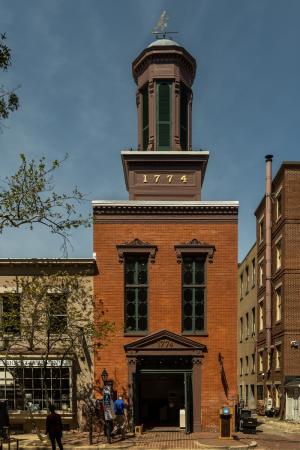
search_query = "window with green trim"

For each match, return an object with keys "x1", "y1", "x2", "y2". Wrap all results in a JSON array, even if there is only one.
[
  {"x1": 125, "y1": 256, "x2": 148, "y2": 332},
  {"x1": 142, "y1": 86, "x2": 149, "y2": 150},
  {"x1": 182, "y1": 256, "x2": 205, "y2": 332},
  {"x1": 180, "y1": 83, "x2": 189, "y2": 150},
  {"x1": 157, "y1": 81, "x2": 172, "y2": 150}
]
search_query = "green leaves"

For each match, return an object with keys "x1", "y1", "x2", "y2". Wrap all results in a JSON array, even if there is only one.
[
  {"x1": 0, "y1": 33, "x2": 20, "y2": 126},
  {"x1": 0, "y1": 153, "x2": 91, "y2": 255}
]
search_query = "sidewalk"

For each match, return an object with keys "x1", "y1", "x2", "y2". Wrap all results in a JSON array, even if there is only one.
[
  {"x1": 258, "y1": 416, "x2": 300, "y2": 434},
  {"x1": 9, "y1": 430, "x2": 257, "y2": 450}
]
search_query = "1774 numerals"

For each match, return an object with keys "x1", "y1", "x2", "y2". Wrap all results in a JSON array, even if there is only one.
[{"x1": 143, "y1": 174, "x2": 188, "y2": 184}]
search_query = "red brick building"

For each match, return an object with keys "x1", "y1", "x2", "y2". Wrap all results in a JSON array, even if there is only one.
[
  {"x1": 255, "y1": 159, "x2": 300, "y2": 421},
  {"x1": 93, "y1": 37, "x2": 238, "y2": 432}
]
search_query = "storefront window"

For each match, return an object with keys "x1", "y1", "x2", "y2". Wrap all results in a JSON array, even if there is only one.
[{"x1": 0, "y1": 363, "x2": 71, "y2": 412}]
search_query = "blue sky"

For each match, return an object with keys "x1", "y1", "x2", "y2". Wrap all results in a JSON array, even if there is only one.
[{"x1": 1, "y1": 0, "x2": 300, "y2": 261}]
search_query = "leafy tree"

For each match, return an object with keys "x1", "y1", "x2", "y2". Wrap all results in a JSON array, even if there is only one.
[
  {"x1": 0, "y1": 154, "x2": 91, "y2": 255},
  {"x1": 1, "y1": 34, "x2": 90, "y2": 253},
  {"x1": 0, "y1": 33, "x2": 19, "y2": 127},
  {"x1": 0, "y1": 272, "x2": 115, "y2": 441}
]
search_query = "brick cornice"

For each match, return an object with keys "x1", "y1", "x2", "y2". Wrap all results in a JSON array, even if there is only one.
[{"x1": 93, "y1": 203, "x2": 238, "y2": 224}]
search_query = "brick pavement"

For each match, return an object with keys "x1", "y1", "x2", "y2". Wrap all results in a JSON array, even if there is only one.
[
  {"x1": 13, "y1": 430, "x2": 256, "y2": 449},
  {"x1": 12, "y1": 422, "x2": 300, "y2": 450}
]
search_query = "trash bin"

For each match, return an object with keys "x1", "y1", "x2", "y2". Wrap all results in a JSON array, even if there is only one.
[
  {"x1": 240, "y1": 409, "x2": 258, "y2": 434},
  {"x1": 219, "y1": 406, "x2": 233, "y2": 439}
]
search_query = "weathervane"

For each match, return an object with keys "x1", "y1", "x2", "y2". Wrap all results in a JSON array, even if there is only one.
[{"x1": 152, "y1": 11, "x2": 178, "y2": 40}]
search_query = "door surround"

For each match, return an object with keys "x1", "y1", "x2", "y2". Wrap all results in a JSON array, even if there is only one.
[{"x1": 124, "y1": 329, "x2": 207, "y2": 432}]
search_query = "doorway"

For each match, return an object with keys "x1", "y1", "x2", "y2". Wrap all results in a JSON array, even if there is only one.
[{"x1": 140, "y1": 372, "x2": 184, "y2": 428}]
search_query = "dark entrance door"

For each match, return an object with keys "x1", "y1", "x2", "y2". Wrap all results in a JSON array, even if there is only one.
[
  {"x1": 139, "y1": 372, "x2": 185, "y2": 428},
  {"x1": 125, "y1": 330, "x2": 205, "y2": 433},
  {"x1": 133, "y1": 356, "x2": 193, "y2": 431}
]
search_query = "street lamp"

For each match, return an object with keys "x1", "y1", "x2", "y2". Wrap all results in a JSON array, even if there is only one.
[{"x1": 101, "y1": 368, "x2": 108, "y2": 385}]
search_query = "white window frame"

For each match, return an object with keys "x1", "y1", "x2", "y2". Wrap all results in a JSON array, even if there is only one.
[
  {"x1": 240, "y1": 317, "x2": 244, "y2": 342},
  {"x1": 245, "y1": 266, "x2": 249, "y2": 293},
  {"x1": 275, "y1": 282, "x2": 282, "y2": 322},
  {"x1": 252, "y1": 258, "x2": 256, "y2": 287},
  {"x1": 275, "y1": 235, "x2": 282, "y2": 272},
  {"x1": 275, "y1": 186, "x2": 282, "y2": 222},
  {"x1": 275, "y1": 343, "x2": 281, "y2": 369},
  {"x1": 251, "y1": 307, "x2": 256, "y2": 335},
  {"x1": 240, "y1": 273, "x2": 244, "y2": 299},
  {"x1": 258, "y1": 350, "x2": 264, "y2": 373},
  {"x1": 251, "y1": 353, "x2": 255, "y2": 374},
  {"x1": 258, "y1": 215, "x2": 264, "y2": 244},
  {"x1": 258, "y1": 257, "x2": 264, "y2": 287},
  {"x1": 258, "y1": 298, "x2": 264, "y2": 331},
  {"x1": 245, "y1": 312, "x2": 249, "y2": 339}
]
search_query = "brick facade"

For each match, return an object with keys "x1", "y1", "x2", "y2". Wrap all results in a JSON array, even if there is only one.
[
  {"x1": 255, "y1": 162, "x2": 300, "y2": 416},
  {"x1": 93, "y1": 218, "x2": 238, "y2": 430},
  {"x1": 237, "y1": 244, "x2": 257, "y2": 410},
  {"x1": 93, "y1": 37, "x2": 238, "y2": 432}
]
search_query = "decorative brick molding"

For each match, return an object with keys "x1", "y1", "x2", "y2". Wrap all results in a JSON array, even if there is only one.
[
  {"x1": 116, "y1": 238, "x2": 157, "y2": 263},
  {"x1": 94, "y1": 202, "x2": 239, "y2": 224},
  {"x1": 174, "y1": 238, "x2": 215, "y2": 264}
]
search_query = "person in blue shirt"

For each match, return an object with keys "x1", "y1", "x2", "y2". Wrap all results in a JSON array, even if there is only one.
[{"x1": 114, "y1": 395, "x2": 127, "y2": 440}]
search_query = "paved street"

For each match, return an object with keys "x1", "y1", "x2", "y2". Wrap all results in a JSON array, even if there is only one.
[{"x1": 8, "y1": 423, "x2": 300, "y2": 450}]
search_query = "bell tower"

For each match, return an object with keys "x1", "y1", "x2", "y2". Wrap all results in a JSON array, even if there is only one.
[
  {"x1": 133, "y1": 38, "x2": 196, "y2": 152},
  {"x1": 122, "y1": 36, "x2": 209, "y2": 201}
]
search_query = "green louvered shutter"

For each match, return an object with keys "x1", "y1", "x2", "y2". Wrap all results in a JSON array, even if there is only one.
[
  {"x1": 157, "y1": 81, "x2": 171, "y2": 150},
  {"x1": 142, "y1": 86, "x2": 149, "y2": 150},
  {"x1": 180, "y1": 83, "x2": 189, "y2": 150}
]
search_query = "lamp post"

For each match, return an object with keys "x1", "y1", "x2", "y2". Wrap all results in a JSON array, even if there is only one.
[{"x1": 101, "y1": 368, "x2": 108, "y2": 386}]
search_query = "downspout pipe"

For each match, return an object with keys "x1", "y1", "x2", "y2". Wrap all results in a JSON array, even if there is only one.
[{"x1": 265, "y1": 154, "x2": 273, "y2": 355}]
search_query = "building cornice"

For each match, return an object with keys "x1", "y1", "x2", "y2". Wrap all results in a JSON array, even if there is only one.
[
  {"x1": 0, "y1": 258, "x2": 95, "y2": 266},
  {"x1": 93, "y1": 201, "x2": 238, "y2": 224}
]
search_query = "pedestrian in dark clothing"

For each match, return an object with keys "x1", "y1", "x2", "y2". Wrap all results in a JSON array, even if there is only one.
[
  {"x1": 46, "y1": 404, "x2": 64, "y2": 450},
  {"x1": 0, "y1": 401, "x2": 9, "y2": 439}
]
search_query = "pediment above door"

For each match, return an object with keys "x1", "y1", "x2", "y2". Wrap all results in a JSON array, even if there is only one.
[{"x1": 124, "y1": 329, "x2": 206, "y2": 356}]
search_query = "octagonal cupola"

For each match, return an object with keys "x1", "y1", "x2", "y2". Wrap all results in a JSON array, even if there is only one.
[{"x1": 132, "y1": 37, "x2": 197, "y2": 152}]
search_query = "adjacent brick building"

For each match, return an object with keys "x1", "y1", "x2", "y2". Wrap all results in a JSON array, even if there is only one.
[
  {"x1": 255, "y1": 160, "x2": 300, "y2": 421},
  {"x1": 237, "y1": 244, "x2": 257, "y2": 410},
  {"x1": 93, "y1": 36, "x2": 238, "y2": 432}
]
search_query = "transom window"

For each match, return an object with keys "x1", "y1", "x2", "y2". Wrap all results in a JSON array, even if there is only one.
[
  {"x1": 125, "y1": 256, "x2": 148, "y2": 333},
  {"x1": 182, "y1": 256, "x2": 205, "y2": 332}
]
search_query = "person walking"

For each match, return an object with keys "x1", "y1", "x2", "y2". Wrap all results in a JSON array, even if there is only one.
[
  {"x1": 0, "y1": 400, "x2": 9, "y2": 439},
  {"x1": 114, "y1": 395, "x2": 127, "y2": 440},
  {"x1": 103, "y1": 385, "x2": 114, "y2": 444},
  {"x1": 45, "y1": 404, "x2": 64, "y2": 450}
]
